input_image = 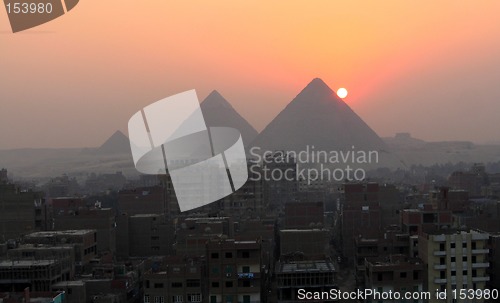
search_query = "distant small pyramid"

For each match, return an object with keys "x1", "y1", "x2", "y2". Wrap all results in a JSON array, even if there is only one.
[
  {"x1": 251, "y1": 78, "x2": 387, "y2": 152},
  {"x1": 96, "y1": 130, "x2": 130, "y2": 154},
  {"x1": 201, "y1": 90, "x2": 258, "y2": 146}
]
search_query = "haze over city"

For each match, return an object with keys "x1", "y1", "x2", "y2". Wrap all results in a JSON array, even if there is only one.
[{"x1": 1, "y1": 1, "x2": 500, "y2": 149}]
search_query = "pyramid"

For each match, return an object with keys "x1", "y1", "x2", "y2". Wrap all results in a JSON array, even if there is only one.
[
  {"x1": 201, "y1": 90, "x2": 258, "y2": 146},
  {"x1": 251, "y1": 78, "x2": 387, "y2": 152},
  {"x1": 96, "y1": 130, "x2": 131, "y2": 154}
]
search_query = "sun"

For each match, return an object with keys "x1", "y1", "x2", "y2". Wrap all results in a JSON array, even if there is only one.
[{"x1": 337, "y1": 88, "x2": 348, "y2": 99}]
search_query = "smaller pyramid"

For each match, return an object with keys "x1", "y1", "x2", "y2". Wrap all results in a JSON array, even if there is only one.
[
  {"x1": 201, "y1": 90, "x2": 258, "y2": 146},
  {"x1": 96, "y1": 130, "x2": 130, "y2": 154}
]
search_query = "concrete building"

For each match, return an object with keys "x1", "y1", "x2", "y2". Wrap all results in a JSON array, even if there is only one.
[
  {"x1": 117, "y1": 187, "x2": 167, "y2": 216},
  {"x1": 206, "y1": 239, "x2": 262, "y2": 303},
  {"x1": 448, "y1": 164, "x2": 488, "y2": 198},
  {"x1": 262, "y1": 152, "x2": 298, "y2": 210},
  {"x1": 418, "y1": 229, "x2": 490, "y2": 303},
  {"x1": 53, "y1": 207, "x2": 116, "y2": 255},
  {"x1": 0, "y1": 290, "x2": 65, "y2": 303},
  {"x1": 401, "y1": 206, "x2": 453, "y2": 236},
  {"x1": 174, "y1": 217, "x2": 234, "y2": 258},
  {"x1": 487, "y1": 233, "x2": 500, "y2": 291},
  {"x1": 279, "y1": 229, "x2": 329, "y2": 261},
  {"x1": 6, "y1": 244, "x2": 75, "y2": 280},
  {"x1": 340, "y1": 183, "x2": 382, "y2": 259},
  {"x1": 364, "y1": 255, "x2": 424, "y2": 303},
  {"x1": 283, "y1": 202, "x2": 324, "y2": 229},
  {"x1": 23, "y1": 230, "x2": 97, "y2": 272},
  {"x1": 0, "y1": 259, "x2": 70, "y2": 292},
  {"x1": 0, "y1": 183, "x2": 43, "y2": 240},
  {"x1": 116, "y1": 214, "x2": 173, "y2": 259},
  {"x1": 275, "y1": 260, "x2": 336, "y2": 303},
  {"x1": 143, "y1": 257, "x2": 203, "y2": 303}
]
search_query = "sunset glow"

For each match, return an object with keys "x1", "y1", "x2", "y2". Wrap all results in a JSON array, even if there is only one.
[{"x1": 1, "y1": 1, "x2": 500, "y2": 148}]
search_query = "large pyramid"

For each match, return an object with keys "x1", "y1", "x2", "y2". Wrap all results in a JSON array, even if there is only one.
[
  {"x1": 201, "y1": 90, "x2": 258, "y2": 146},
  {"x1": 251, "y1": 78, "x2": 387, "y2": 152}
]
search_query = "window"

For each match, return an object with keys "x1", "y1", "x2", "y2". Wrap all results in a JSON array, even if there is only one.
[
  {"x1": 243, "y1": 295, "x2": 250, "y2": 303},
  {"x1": 186, "y1": 279, "x2": 200, "y2": 288},
  {"x1": 154, "y1": 283, "x2": 164, "y2": 288},
  {"x1": 463, "y1": 270, "x2": 467, "y2": 276},
  {"x1": 210, "y1": 296, "x2": 216, "y2": 303},
  {"x1": 172, "y1": 282, "x2": 183, "y2": 288},
  {"x1": 400, "y1": 272, "x2": 407, "y2": 278},
  {"x1": 451, "y1": 257, "x2": 455, "y2": 262},
  {"x1": 413, "y1": 271, "x2": 419, "y2": 280},
  {"x1": 463, "y1": 256, "x2": 467, "y2": 262},
  {"x1": 242, "y1": 266, "x2": 250, "y2": 273},
  {"x1": 154, "y1": 296, "x2": 160, "y2": 303},
  {"x1": 160, "y1": 297, "x2": 164, "y2": 303},
  {"x1": 242, "y1": 251, "x2": 250, "y2": 258},
  {"x1": 472, "y1": 242, "x2": 477, "y2": 249},
  {"x1": 451, "y1": 271, "x2": 456, "y2": 277},
  {"x1": 211, "y1": 253, "x2": 219, "y2": 259},
  {"x1": 225, "y1": 252, "x2": 233, "y2": 258},
  {"x1": 211, "y1": 282, "x2": 219, "y2": 288},
  {"x1": 439, "y1": 243, "x2": 445, "y2": 251},
  {"x1": 187, "y1": 294, "x2": 201, "y2": 303},
  {"x1": 242, "y1": 280, "x2": 250, "y2": 287},
  {"x1": 462, "y1": 242, "x2": 467, "y2": 248},
  {"x1": 225, "y1": 296, "x2": 233, "y2": 303},
  {"x1": 172, "y1": 295, "x2": 183, "y2": 303},
  {"x1": 451, "y1": 243, "x2": 456, "y2": 249},
  {"x1": 225, "y1": 265, "x2": 233, "y2": 273},
  {"x1": 225, "y1": 281, "x2": 233, "y2": 288},
  {"x1": 212, "y1": 267, "x2": 220, "y2": 274},
  {"x1": 146, "y1": 280, "x2": 150, "y2": 289},
  {"x1": 144, "y1": 295, "x2": 150, "y2": 303}
]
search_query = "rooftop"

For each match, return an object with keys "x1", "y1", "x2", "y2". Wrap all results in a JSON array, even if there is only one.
[
  {"x1": 26, "y1": 230, "x2": 96, "y2": 237},
  {"x1": 277, "y1": 260, "x2": 335, "y2": 273}
]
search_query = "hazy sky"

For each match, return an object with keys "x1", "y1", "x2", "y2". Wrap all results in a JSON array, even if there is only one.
[{"x1": 1, "y1": 1, "x2": 500, "y2": 149}]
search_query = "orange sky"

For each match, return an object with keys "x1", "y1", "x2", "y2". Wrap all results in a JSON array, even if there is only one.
[{"x1": 1, "y1": 1, "x2": 500, "y2": 148}]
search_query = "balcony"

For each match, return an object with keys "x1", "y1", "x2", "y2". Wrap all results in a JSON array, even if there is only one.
[
  {"x1": 472, "y1": 276, "x2": 490, "y2": 282},
  {"x1": 237, "y1": 272, "x2": 260, "y2": 279},
  {"x1": 472, "y1": 263, "x2": 490, "y2": 269},
  {"x1": 472, "y1": 249, "x2": 489, "y2": 254},
  {"x1": 434, "y1": 264, "x2": 446, "y2": 270},
  {"x1": 434, "y1": 251, "x2": 446, "y2": 256},
  {"x1": 434, "y1": 235, "x2": 446, "y2": 242},
  {"x1": 434, "y1": 278, "x2": 447, "y2": 284}
]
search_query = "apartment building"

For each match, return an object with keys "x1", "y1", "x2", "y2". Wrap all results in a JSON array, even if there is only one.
[{"x1": 418, "y1": 229, "x2": 490, "y2": 303}]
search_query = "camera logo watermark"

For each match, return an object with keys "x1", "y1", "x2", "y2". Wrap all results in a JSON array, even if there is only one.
[
  {"x1": 128, "y1": 90, "x2": 248, "y2": 212},
  {"x1": 4, "y1": 0, "x2": 79, "y2": 33}
]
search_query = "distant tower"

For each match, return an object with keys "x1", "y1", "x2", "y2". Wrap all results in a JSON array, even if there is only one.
[{"x1": 0, "y1": 168, "x2": 7, "y2": 184}]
